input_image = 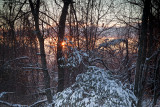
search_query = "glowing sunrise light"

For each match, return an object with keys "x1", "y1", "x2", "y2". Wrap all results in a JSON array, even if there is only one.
[{"x1": 61, "y1": 42, "x2": 65, "y2": 46}]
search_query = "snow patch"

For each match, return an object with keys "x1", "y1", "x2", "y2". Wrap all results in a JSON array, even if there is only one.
[{"x1": 54, "y1": 66, "x2": 137, "y2": 107}]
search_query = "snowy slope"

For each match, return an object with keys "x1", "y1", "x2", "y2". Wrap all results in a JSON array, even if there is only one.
[{"x1": 54, "y1": 66, "x2": 137, "y2": 107}]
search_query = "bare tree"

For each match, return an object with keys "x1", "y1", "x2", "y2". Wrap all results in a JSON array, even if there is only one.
[
  {"x1": 133, "y1": 0, "x2": 151, "y2": 106},
  {"x1": 56, "y1": 0, "x2": 73, "y2": 92},
  {"x1": 28, "y1": 0, "x2": 53, "y2": 103}
]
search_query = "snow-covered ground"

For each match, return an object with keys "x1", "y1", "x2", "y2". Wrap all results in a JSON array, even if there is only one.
[{"x1": 52, "y1": 66, "x2": 137, "y2": 107}]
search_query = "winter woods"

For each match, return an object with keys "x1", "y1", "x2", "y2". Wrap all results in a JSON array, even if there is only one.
[{"x1": 0, "y1": 0, "x2": 160, "y2": 106}]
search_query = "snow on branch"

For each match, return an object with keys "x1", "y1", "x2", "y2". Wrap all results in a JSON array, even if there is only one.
[
  {"x1": 63, "y1": 48, "x2": 88, "y2": 68},
  {"x1": 22, "y1": 67, "x2": 43, "y2": 70},
  {"x1": 99, "y1": 39, "x2": 127, "y2": 48},
  {"x1": 0, "y1": 92, "x2": 28, "y2": 107},
  {"x1": 2, "y1": 56, "x2": 29, "y2": 67},
  {"x1": 54, "y1": 66, "x2": 137, "y2": 106},
  {"x1": 29, "y1": 99, "x2": 47, "y2": 107},
  {"x1": 0, "y1": 100, "x2": 28, "y2": 107},
  {"x1": 0, "y1": 92, "x2": 14, "y2": 98}
]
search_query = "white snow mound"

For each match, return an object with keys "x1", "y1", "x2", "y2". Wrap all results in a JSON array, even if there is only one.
[{"x1": 54, "y1": 66, "x2": 137, "y2": 107}]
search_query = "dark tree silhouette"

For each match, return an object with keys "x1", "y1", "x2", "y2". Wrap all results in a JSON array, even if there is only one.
[
  {"x1": 28, "y1": 0, "x2": 53, "y2": 103},
  {"x1": 57, "y1": 0, "x2": 73, "y2": 92}
]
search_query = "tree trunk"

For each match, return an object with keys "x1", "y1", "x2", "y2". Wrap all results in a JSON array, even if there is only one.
[
  {"x1": 134, "y1": 0, "x2": 151, "y2": 106},
  {"x1": 134, "y1": 0, "x2": 151, "y2": 95},
  {"x1": 29, "y1": 0, "x2": 53, "y2": 104},
  {"x1": 152, "y1": 55, "x2": 160, "y2": 107},
  {"x1": 57, "y1": 1, "x2": 71, "y2": 92}
]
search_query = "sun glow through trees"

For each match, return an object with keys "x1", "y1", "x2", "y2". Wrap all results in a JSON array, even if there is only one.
[{"x1": 61, "y1": 41, "x2": 65, "y2": 47}]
